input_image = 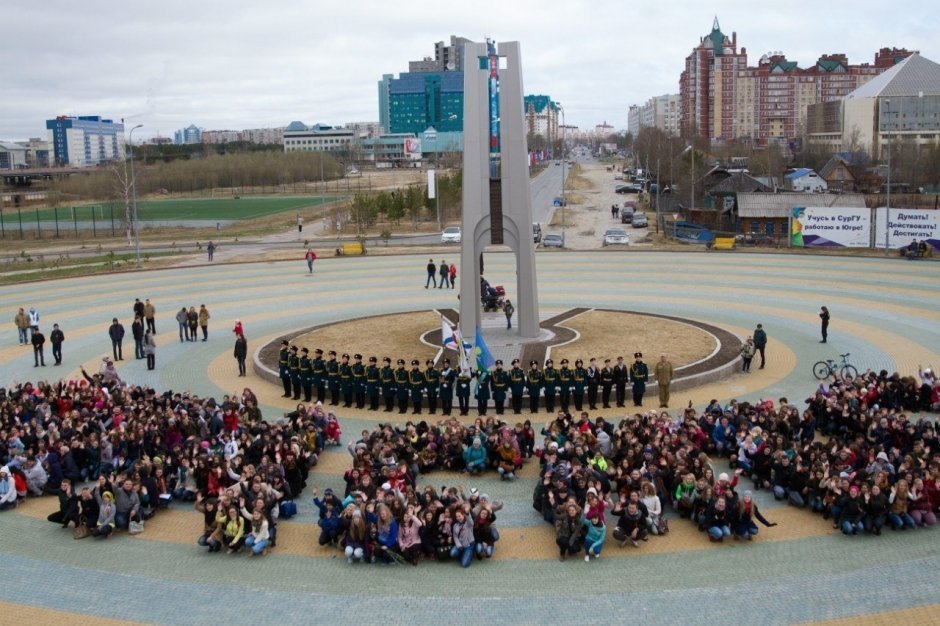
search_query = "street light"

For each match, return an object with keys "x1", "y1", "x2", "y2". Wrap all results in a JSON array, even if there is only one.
[
  {"x1": 557, "y1": 102, "x2": 566, "y2": 234},
  {"x1": 884, "y1": 99, "x2": 891, "y2": 256},
  {"x1": 129, "y1": 124, "x2": 143, "y2": 267}
]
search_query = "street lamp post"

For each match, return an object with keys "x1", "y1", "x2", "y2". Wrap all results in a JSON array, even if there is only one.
[
  {"x1": 129, "y1": 124, "x2": 143, "y2": 267},
  {"x1": 558, "y1": 103, "x2": 566, "y2": 235},
  {"x1": 884, "y1": 99, "x2": 891, "y2": 256}
]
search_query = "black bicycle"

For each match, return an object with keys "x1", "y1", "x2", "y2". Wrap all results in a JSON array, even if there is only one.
[{"x1": 812, "y1": 353, "x2": 859, "y2": 380}]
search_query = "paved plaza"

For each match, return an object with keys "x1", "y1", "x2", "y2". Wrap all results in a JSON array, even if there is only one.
[{"x1": 0, "y1": 250, "x2": 938, "y2": 625}]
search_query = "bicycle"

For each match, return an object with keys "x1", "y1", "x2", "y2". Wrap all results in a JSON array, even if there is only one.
[{"x1": 812, "y1": 353, "x2": 859, "y2": 380}]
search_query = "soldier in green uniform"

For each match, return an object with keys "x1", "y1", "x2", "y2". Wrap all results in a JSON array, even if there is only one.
[
  {"x1": 352, "y1": 353, "x2": 367, "y2": 409},
  {"x1": 475, "y1": 366, "x2": 491, "y2": 416},
  {"x1": 424, "y1": 359, "x2": 441, "y2": 414},
  {"x1": 439, "y1": 358, "x2": 456, "y2": 416},
  {"x1": 586, "y1": 357, "x2": 600, "y2": 410},
  {"x1": 340, "y1": 353, "x2": 354, "y2": 408},
  {"x1": 572, "y1": 359, "x2": 587, "y2": 412},
  {"x1": 312, "y1": 348, "x2": 326, "y2": 403},
  {"x1": 630, "y1": 352, "x2": 649, "y2": 407},
  {"x1": 409, "y1": 359, "x2": 425, "y2": 414},
  {"x1": 542, "y1": 358, "x2": 558, "y2": 413},
  {"x1": 299, "y1": 347, "x2": 313, "y2": 402},
  {"x1": 490, "y1": 359, "x2": 509, "y2": 415},
  {"x1": 326, "y1": 350, "x2": 340, "y2": 405},
  {"x1": 600, "y1": 358, "x2": 614, "y2": 408},
  {"x1": 456, "y1": 364, "x2": 472, "y2": 415},
  {"x1": 509, "y1": 358, "x2": 526, "y2": 414},
  {"x1": 288, "y1": 346, "x2": 302, "y2": 401},
  {"x1": 394, "y1": 359, "x2": 409, "y2": 414},
  {"x1": 526, "y1": 360, "x2": 542, "y2": 413},
  {"x1": 380, "y1": 357, "x2": 395, "y2": 412},
  {"x1": 558, "y1": 359, "x2": 573, "y2": 413},
  {"x1": 278, "y1": 340, "x2": 291, "y2": 398},
  {"x1": 366, "y1": 356, "x2": 381, "y2": 411}
]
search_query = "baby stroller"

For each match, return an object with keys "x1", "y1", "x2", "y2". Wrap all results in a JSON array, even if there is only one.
[{"x1": 480, "y1": 277, "x2": 505, "y2": 312}]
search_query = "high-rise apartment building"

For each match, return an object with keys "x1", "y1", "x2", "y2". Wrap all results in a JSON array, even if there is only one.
[
  {"x1": 45, "y1": 115, "x2": 124, "y2": 167},
  {"x1": 523, "y1": 95, "x2": 559, "y2": 144},
  {"x1": 680, "y1": 18, "x2": 914, "y2": 146},
  {"x1": 628, "y1": 94, "x2": 680, "y2": 136}
]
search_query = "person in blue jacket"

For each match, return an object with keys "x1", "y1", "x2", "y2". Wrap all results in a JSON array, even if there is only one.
[
  {"x1": 463, "y1": 438, "x2": 487, "y2": 475},
  {"x1": 311, "y1": 486, "x2": 343, "y2": 547},
  {"x1": 582, "y1": 509, "x2": 607, "y2": 562}
]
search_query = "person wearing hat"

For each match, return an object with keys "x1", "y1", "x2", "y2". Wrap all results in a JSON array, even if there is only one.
[
  {"x1": 630, "y1": 352, "x2": 649, "y2": 407},
  {"x1": 613, "y1": 355, "x2": 627, "y2": 407},
  {"x1": 288, "y1": 346, "x2": 302, "y2": 401},
  {"x1": 409, "y1": 359, "x2": 426, "y2": 414},
  {"x1": 599, "y1": 358, "x2": 614, "y2": 409},
  {"x1": 507, "y1": 359, "x2": 525, "y2": 414},
  {"x1": 424, "y1": 359, "x2": 441, "y2": 414},
  {"x1": 326, "y1": 350, "x2": 340, "y2": 405},
  {"x1": 655, "y1": 354, "x2": 674, "y2": 408},
  {"x1": 558, "y1": 359, "x2": 573, "y2": 413},
  {"x1": 439, "y1": 358, "x2": 456, "y2": 416},
  {"x1": 352, "y1": 354, "x2": 367, "y2": 409},
  {"x1": 572, "y1": 359, "x2": 587, "y2": 412},
  {"x1": 299, "y1": 348, "x2": 312, "y2": 401},
  {"x1": 0, "y1": 466, "x2": 17, "y2": 510},
  {"x1": 366, "y1": 356, "x2": 381, "y2": 411},
  {"x1": 475, "y1": 362, "x2": 492, "y2": 416},
  {"x1": 278, "y1": 340, "x2": 291, "y2": 397},
  {"x1": 490, "y1": 360, "x2": 509, "y2": 415},
  {"x1": 90, "y1": 490, "x2": 116, "y2": 538},
  {"x1": 526, "y1": 360, "x2": 542, "y2": 413},
  {"x1": 456, "y1": 362, "x2": 473, "y2": 415},
  {"x1": 463, "y1": 439, "x2": 487, "y2": 475},
  {"x1": 542, "y1": 359, "x2": 558, "y2": 413},
  {"x1": 340, "y1": 353, "x2": 354, "y2": 408},
  {"x1": 380, "y1": 357, "x2": 395, "y2": 412},
  {"x1": 312, "y1": 348, "x2": 327, "y2": 403},
  {"x1": 108, "y1": 317, "x2": 125, "y2": 361},
  {"x1": 586, "y1": 357, "x2": 599, "y2": 411},
  {"x1": 394, "y1": 359, "x2": 410, "y2": 413}
]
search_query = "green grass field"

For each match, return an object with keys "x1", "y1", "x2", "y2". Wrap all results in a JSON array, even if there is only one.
[{"x1": 15, "y1": 196, "x2": 334, "y2": 222}]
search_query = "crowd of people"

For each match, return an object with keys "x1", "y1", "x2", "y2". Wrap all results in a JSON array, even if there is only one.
[
  {"x1": 1, "y1": 329, "x2": 938, "y2": 566},
  {"x1": 529, "y1": 365, "x2": 939, "y2": 557},
  {"x1": 278, "y1": 346, "x2": 671, "y2": 416}
]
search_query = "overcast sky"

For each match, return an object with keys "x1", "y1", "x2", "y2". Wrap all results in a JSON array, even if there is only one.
[{"x1": 3, "y1": 0, "x2": 935, "y2": 140}]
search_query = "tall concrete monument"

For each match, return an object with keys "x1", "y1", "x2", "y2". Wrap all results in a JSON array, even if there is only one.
[{"x1": 459, "y1": 40, "x2": 540, "y2": 340}]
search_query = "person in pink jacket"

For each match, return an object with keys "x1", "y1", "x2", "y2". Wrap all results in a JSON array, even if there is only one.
[{"x1": 397, "y1": 506, "x2": 423, "y2": 565}]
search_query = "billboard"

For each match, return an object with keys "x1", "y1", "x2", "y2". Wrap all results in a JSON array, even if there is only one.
[
  {"x1": 874, "y1": 208, "x2": 940, "y2": 250},
  {"x1": 791, "y1": 206, "x2": 870, "y2": 248},
  {"x1": 404, "y1": 137, "x2": 422, "y2": 157}
]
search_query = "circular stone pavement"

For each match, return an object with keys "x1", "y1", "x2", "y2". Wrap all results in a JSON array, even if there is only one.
[{"x1": 0, "y1": 251, "x2": 938, "y2": 625}]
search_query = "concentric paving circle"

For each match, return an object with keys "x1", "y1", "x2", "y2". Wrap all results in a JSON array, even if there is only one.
[{"x1": 0, "y1": 251, "x2": 937, "y2": 625}]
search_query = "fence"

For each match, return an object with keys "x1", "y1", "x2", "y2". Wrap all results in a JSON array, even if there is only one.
[{"x1": 0, "y1": 205, "x2": 125, "y2": 240}]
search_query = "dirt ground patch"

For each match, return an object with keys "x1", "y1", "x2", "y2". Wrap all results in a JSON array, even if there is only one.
[
  {"x1": 288, "y1": 311, "x2": 441, "y2": 363},
  {"x1": 551, "y1": 310, "x2": 716, "y2": 366}
]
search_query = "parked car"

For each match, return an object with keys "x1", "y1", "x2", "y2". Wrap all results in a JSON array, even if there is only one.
[
  {"x1": 630, "y1": 212, "x2": 648, "y2": 228},
  {"x1": 441, "y1": 226, "x2": 462, "y2": 243},
  {"x1": 614, "y1": 185, "x2": 636, "y2": 195},
  {"x1": 603, "y1": 228, "x2": 630, "y2": 246},
  {"x1": 553, "y1": 196, "x2": 566, "y2": 207},
  {"x1": 533, "y1": 222, "x2": 542, "y2": 243},
  {"x1": 541, "y1": 233, "x2": 564, "y2": 248},
  {"x1": 620, "y1": 201, "x2": 636, "y2": 224}
]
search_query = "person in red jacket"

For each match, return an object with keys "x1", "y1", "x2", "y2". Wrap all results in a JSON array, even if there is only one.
[{"x1": 305, "y1": 248, "x2": 317, "y2": 274}]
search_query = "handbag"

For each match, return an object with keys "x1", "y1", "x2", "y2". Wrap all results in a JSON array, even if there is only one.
[
  {"x1": 656, "y1": 515, "x2": 669, "y2": 535},
  {"x1": 279, "y1": 500, "x2": 297, "y2": 519},
  {"x1": 72, "y1": 523, "x2": 90, "y2": 540},
  {"x1": 128, "y1": 520, "x2": 145, "y2": 535}
]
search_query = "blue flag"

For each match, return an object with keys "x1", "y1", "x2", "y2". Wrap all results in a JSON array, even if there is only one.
[{"x1": 474, "y1": 327, "x2": 495, "y2": 371}]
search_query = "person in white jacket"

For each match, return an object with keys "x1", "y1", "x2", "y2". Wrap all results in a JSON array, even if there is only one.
[
  {"x1": 0, "y1": 467, "x2": 18, "y2": 510},
  {"x1": 640, "y1": 481, "x2": 663, "y2": 535}
]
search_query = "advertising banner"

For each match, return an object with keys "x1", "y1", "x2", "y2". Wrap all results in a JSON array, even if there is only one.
[
  {"x1": 790, "y1": 206, "x2": 870, "y2": 248},
  {"x1": 404, "y1": 137, "x2": 422, "y2": 156},
  {"x1": 874, "y1": 208, "x2": 940, "y2": 250}
]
